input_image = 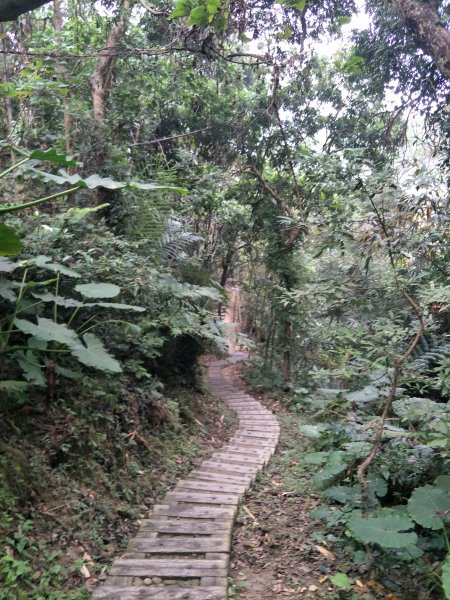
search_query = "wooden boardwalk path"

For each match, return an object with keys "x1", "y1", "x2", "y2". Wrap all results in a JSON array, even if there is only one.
[{"x1": 93, "y1": 353, "x2": 280, "y2": 600}]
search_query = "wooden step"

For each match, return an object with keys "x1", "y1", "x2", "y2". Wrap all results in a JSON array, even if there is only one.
[
  {"x1": 110, "y1": 558, "x2": 228, "y2": 578},
  {"x1": 128, "y1": 537, "x2": 229, "y2": 554},
  {"x1": 165, "y1": 491, "x2": 240, "y2": 506},
  {"x1": 93, "y1": 353, "x2": 279, "y2": 599},
  {"x1": 93, "y1": 586, "x2": 225, "y2": 600}
]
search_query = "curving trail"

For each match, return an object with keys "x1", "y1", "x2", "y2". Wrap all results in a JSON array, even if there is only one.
[{"x1": 93, "y1": 352, "x2": 280, "y2": 600}]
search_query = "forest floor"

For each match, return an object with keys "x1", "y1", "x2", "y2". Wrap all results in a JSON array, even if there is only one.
[
  {"x1": 226, "y1": 363, "x2": 403, "y2": 600},
  {"x1": 0, "y1": 382, "x2": 237, "y2": 599}
]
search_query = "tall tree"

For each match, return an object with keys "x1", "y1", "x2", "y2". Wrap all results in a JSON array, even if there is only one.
[{"x1": 387, "y1": 0, "x2": 450, "y2": 79}]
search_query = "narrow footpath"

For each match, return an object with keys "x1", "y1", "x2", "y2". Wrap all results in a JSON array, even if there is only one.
[{"x1": 93, "y1": 351, "x2": 280, "y2": 600}]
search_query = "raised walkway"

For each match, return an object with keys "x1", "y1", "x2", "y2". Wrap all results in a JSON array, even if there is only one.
[{"x1": 93, "y1": 352, "x2": 280, "y2": 600}]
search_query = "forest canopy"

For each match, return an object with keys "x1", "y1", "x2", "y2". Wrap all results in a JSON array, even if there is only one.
[{"x1": 0, "y1": 0, "x2": 449, "y2": 598}]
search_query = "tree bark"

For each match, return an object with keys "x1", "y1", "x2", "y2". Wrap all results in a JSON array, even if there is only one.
[
  {"x1": 91, "y1": 0, "x2": 132, "y2": 129},
  {"x1": 90, "y1": 0, "x2": 133, "y2": 204},
  {"x1": 389, "y1": 0, "x2": 450, "y2": 79},
  {"x1": 0, "y1": 0, "x2": 50, "y2": 21},
  {"x1": 0, "y1": 25, "x2": 14, "y2": 163},
  {"x1": 53, "y1": 1, "x2": 73, "y2": 157}
]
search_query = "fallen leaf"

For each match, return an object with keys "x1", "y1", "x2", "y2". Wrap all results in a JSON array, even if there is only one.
[
  {"x1": 366, "y1": 580, "x2": 386, "y2": 592},
  {"x1": 315, "y1": 544, "x2": 336, "y2": 560},
  {"x1": 79, "y1": 564, "x2": 91, "y2": 579},
  {"x1": 319, "y1": 575, "x2": 328, "y2": 583},
  {"x1": 355, "y1": 579, "x2": 364, "y2": 588}
]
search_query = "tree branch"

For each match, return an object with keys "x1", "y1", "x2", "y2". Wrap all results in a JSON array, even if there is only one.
[{"x1": 0, "y1": 0, "x2": 50, "y2": 22}]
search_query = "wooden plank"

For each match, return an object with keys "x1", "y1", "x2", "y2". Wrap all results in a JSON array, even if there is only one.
[
  {"x1": 129, "y1": 537, "x2": 229, "y2": 553},
  {"x1": 138, "y1": 520, "x2": 228, "y2": 536},
  {"x1": 93, "y1": 586, "x2": 226, "y2": 600},
  {"x1": 189, "y1": 470, "x2": 251, "y2": 485},
  {"x1": 232, "y1": 432, "x2": 278, "y2": 439},
  {"x1": 200, "y1": 461, "x2": 258, "y2": 475},
  {"x1": 175, "y1": 480, "x2": 245, "y2": 495},
  {"x1": 229, "y1": 434, "x2": 277, "y2": 444},
  {"x1": 222, "y1": 441, "x2": 268, "y2": 449},
  {"x1": 110, "y1": 558, "x2": 228, "y2": 578},
  {"x1": 210, "y1": 453, "x2": 263, "y2": 465},
  {"x1": 219, "y1": 446, "x2": 267, "y2": 457},
  {"x1": 166, "y1": 491, "x2": 240, "y2": 506},
  {"x1": 153, "y1": 505, "x2": 236, "y2": 520}
]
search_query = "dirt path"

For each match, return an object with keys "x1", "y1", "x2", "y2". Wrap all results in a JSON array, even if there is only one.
[{"x1": 222, "y1": 365, "x2": 333, "y2": 600}]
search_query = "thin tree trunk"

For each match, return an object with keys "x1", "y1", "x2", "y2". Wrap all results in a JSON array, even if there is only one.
[
  {"x1": 91, "y1": 0, "x2": 133, "y2": 204},
  {"x1": 281, "y1": 321, "x2": 292, "y2": 383},
  {"x1": 53, "y1": 1, "x2": 73, "y2": 157},
  {"x1": 0, "y1": 25, "x2": 15, "y2": 163},
  {"x1": 91, "y1": 0, "x2": 132, "y2": 128}
]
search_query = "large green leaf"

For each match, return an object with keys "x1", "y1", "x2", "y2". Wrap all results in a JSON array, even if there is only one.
[
  {"x1": 17, "y1": 351, "x2": 46, "y2": 387},
  {"x1": 323, "y1": 485, "x2": 360, "y2": 505},
  {"x1": 32, "y1": 255, "x2": 81, "y2": 278},
  {"x1": 442, "y1": 554, "x2": 450, "y2": 600},
  {"x1": 312, "y1": 452, "x2": 348, "y2": 489},
  {"x1": 349, "y1": 514, "x2": 418, "y2": 548},
  {"x1": 32, "y1": 292, "x2": 84, "y2": 307},
  {"x1": 435, "y1": 476, "x2": 450, "y2": 494},
  {"x1": 0, "y1": 278, "x2": 17, "y2": 301},
  {"x1": 299, "y1": 424, "x2": 327, "y2": 438},
  {"x1": 25, "y1": 167, "x2": 186, "y2": 193},
  {"x1": 0, "y1": 380, "x2": 29, "y2": 398},
  {"x1": 69, "y1": 333, "x2": 122, "y2": 373},
  {"x1": 29, "y1": 148, "x2": 77, "y2": 166},
  {"x1": 346, "y1": 385, "x2": 379, "y2": 404},
  {"x1": 32, "y1": 293, "x2": 144, "y2": 311},
  {"x1": 407, "y1": 485, "x2": 450, "y2": 530},
  {"x1": 14, "y1": 317, "x2": 78, "y2": 346},
  {"x1": 92, "y1": 302, "x2": 145, "y2": 312},
  {"x1": 0, "y1": 223, "x2": 21, "y2": 256},
  {"x1": 188, "y1": 6, "x2": 209, "y2": 25},
  {"x1": 0, "y1": 257, "x2": 18, "y2": 272},
  {"x1": 75, "y1": 282, "x2": 121, "y2": 299},
  {"x1": 304, "y1": 451, "x2": 329, "y2": 465},
  {"x1": 170, "y1": 0, "x2": 191, "y2": 18}
]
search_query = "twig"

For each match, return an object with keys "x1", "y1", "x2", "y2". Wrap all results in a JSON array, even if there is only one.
[{"x1": 242, "y1": 504, "x2": 258, "y2": 523}]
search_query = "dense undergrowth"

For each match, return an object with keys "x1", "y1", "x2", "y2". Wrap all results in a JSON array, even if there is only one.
[
  {"x1": 0, "y1": 183, "x2": 234, "y2": 598},
  {"x1": 244, "y1": 321, "x2": 450, "y2": 599},
  {"x1": 0, "y1": 377, "x2": 235, "y2": 599}
]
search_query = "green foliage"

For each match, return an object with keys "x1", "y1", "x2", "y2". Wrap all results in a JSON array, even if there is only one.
[
  {"x1": 349, "y1": 513, "x2": 418, "y2": 548},
  {"x1": 407, "y1": 486, "x2": 450, "y2": 531},
  {"x1": 330, "y1": 572, "x2": 352, "y2": 590},
  {"x1": 0, "y1": 224, "x2": 21, "y2": 256}
]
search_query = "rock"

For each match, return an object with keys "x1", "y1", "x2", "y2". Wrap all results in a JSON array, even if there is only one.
[
  {"x1": 308, "y1": 584, "x2": 318, "y2": 592},
  {"x1": 152, "y1": 577, "x2": 162, "y2": 584},
  {"x1": 143, "y1": 578, "x2": 152, "y2": 586}
]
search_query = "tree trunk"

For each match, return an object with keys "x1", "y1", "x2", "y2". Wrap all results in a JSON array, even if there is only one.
[
  {"x1": 389, "y1": 0, "x2": 450, "y2": 79},
  {"x1": 0, "y1": 25, "x2": 14, "y2": 163},
  {"x1": 53, "y1": 1, "x2": 74, "y2": 158},
  {"x1": 281, "y1": 321, "x2": 292, "y2": 383},
  {"x1": 91, "y1": 0, "x2": 132, "y2": 129},
  {"x1": 90, "y1": 0, "x2": 132, "y2": 204}
]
